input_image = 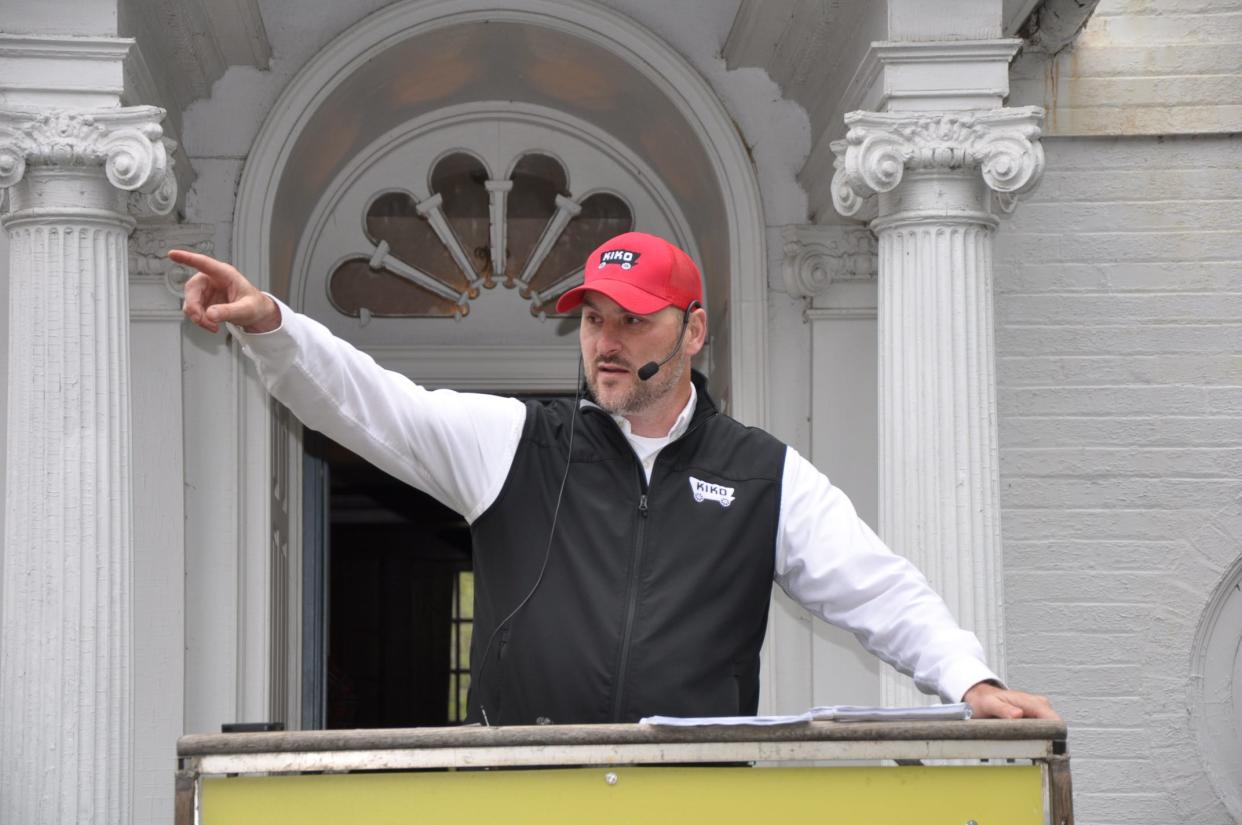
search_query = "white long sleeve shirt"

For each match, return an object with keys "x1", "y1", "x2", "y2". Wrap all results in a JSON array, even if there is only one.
[{"x1": 233, "y1": 299, "x2": 999, "y2": 703}]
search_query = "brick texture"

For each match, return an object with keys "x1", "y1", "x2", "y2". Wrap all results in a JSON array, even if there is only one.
[
  {"x1": 995, "y1": 133, "x2": 1242, "y2": 824},
  {"x1": 1011, "y1": 0, "x2": 1242, "y2": 135}
]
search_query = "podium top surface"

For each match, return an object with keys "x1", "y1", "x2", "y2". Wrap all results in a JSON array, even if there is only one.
[{"x1": 178, "y1": 719, "x2": 1067, "y2": 757}]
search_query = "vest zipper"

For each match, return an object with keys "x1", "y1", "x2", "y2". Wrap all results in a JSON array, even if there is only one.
[
  {"x1": 605, "y1": 402, "x2": 713, "y2": 722},
  {"x1": 611, "y1": 478, "x2": 649, "y2": 721}
]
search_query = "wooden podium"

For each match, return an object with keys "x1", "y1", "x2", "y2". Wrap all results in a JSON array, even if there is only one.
[{"x1": 176, "y1": 719, "x2": 1072, "y2": 824}]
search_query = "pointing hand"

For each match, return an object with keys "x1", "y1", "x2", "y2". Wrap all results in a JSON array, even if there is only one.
[{"x1": 171, "y1": 249, "x2": 281, "y2": 334}]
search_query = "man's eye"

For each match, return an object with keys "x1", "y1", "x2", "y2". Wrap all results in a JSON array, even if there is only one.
[{"x1": 624, "y1": 316, "x2": 643, "y2": 326}]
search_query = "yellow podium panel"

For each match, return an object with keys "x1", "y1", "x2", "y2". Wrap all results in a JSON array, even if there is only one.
[{"x1": 202, "y1": 764, "x2": 1044, "y2": 825}]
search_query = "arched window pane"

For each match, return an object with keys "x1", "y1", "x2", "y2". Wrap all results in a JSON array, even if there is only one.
[
  {"x1": 430, "y1": 152, "x2": 492, "y2": 280},
  {"x1": 506, "y1": 153, "x2": 569, "y2": 286},
  {"x1": 526, "y1": 191, "x2": 631, "y2": 309},
  {"x1": 328, "y1": 257, "x2": 465, "y2": 318},
  {"x1": 365, "y1": 192, "x2": 471, "y2": 295}
]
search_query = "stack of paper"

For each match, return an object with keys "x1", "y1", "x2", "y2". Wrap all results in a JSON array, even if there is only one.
[{"x1": 639, "y1": 703, "x2": 972, "y2": 727}]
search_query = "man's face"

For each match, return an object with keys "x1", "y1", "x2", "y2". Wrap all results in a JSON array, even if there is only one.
[{"x1": 580, "y1": 293, "x2": 688, "y2": 417}]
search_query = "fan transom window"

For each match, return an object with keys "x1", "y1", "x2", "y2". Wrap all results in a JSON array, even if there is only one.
[{"x1": 327, "y1": 151, "x2": 633, "y2": 321}]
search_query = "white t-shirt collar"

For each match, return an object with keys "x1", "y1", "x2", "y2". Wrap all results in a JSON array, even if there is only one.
[{"x1": 580, "y1": 381, "x2": 698, "y2": 442}]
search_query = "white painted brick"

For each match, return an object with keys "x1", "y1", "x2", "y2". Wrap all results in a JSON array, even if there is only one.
[
  {"x1": 1070, "y1": 758, "x2": 1159, "y2": 793},
  {"x1": 1008, "y1": 200, "x2": 1242, "y2": 232},
  {"x1": 1073, "y1": 792, "x2": 1178, "y2": 822},
  {"x1": 1001, "y1": 229, "x2": 1242, "y2": 263},
  {"x1": 1201, "y1": 497, "x2": 1242, "y2": 544},
  {"x1": 1003, "y1": 477, "x2": 1241, "y2": 509},
  {"x1": 1000, "y1": 416, "x2": 1242, "y2": 448},
  {"x1": 1005, "y1": 539, "x2": 1182, "y2": 571},
  {"x1": 997, "y1": 324, "x2": 1242, "y2": 355},
  {"x1": 1096, "y1": 0, "x2": 1242, "y2": 17},
  {"x1": 998, "y1": 293, "x2": 1242, "y2": 325},
  {"x1": 1030, "y1": 135, "x2": 1242, "y2": 170},
  {"x1": 1065, "y1": 727, "x2": 1151, "y2": 758},
  {"x1": 1187, "y1": 521, "x2": 1242, "y2": 568},
  {"x1": 1047, "y1": 666, "x2": 1147, "y2": 699},
  {"x1": 1003, "y1": 507, "x2": 1215, "y2": 540},
  {"x1": 1001, "y1": 446, "x2": 1242, "y2": 477},
  {"x1": 1086, "y1": 10, "x2": 1242, "y2": 44},
  {"x1": 1041, "y1": 696, "x2": 1146, "y2": 728},
  {"x1": 1006, "y1": 570, "x2": 1182, "y2": 604},
  {"x1": 1037, "y1": 74, "x2": 1242, "y2": 108},
  {"x1": 1012, "y1": 1, "x2": 1242, "y2": 135},
  {"x1": 999, "y1": 385, "x2": 1218, "y2": 417},
  {"x1": 1024, "y1": 168, "x2": 1242, "y2": 202},
  {"x1": 996, "y1": 126, "x2": 1241, "y2": 825},
  {"x1": 1049, "y1": 42, "x2": 1242, "y2": 76},
  {"x1": 998, "y1": 355, "x2": 1242, "y2": 387},
  {"x1": 997, "y1": 261, "x2": 1242, "y2": 294},
  {"x1": 1006, "y1": 631, "x2": 1143, "y2": 665},
  {"x1": 1000, "y1": 388, "x2": 1242, "y2": 428},
  {"x1": 1005, "y1": 602, "x2": 1161, "y2": 636}
]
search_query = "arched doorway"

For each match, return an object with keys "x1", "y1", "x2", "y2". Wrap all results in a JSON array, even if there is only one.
[{"x1": 231, "y1": 0, "x2": 767, "y2": 727}]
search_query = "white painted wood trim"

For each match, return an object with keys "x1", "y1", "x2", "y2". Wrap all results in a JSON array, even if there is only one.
[
  {"x1": 837, "y1": 39, "x2": 1023, "y2": 117},
  {"x1": 0, "y1": 34, "x2": 132, "y2": 109},
  {"x1": 364, "y1": 344, "x2": 580, "y2": 392}
]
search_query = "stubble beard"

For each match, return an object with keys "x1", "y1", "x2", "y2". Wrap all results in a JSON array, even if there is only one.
[{"x1": 587, "y1": 354, "x2": 687, "y2": 418}]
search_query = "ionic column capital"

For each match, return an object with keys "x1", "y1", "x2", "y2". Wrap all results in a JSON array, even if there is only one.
[
  {"x1": 831, "y1": 107, "x2": 1046, "y2": 218},
  {"x1": 0, "y1": 106, "x2": 177, "y2": 217},
  {"x1": 780, "y1": 224, "x2": 876, "y2": 299}
]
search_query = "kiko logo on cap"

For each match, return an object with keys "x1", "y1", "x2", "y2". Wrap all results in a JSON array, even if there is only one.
[
  {"x1": 598, "y1": 249, "x2": 641, "y2": 270},
  {"x1": 689, "y1": 476, "x2": 735, "y2": 508}
]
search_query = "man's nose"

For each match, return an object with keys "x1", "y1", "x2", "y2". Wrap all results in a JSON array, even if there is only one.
[{"x1": 595, "y1": 323, "x2": 624, "y2": 355}]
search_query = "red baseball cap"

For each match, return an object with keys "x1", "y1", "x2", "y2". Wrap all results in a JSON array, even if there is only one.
[{"x1": 556, "y1": 231, "x2": 702, "y2": 315}]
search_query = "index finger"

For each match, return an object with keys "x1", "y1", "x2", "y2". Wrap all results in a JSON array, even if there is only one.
[{"x1": 168, "y1": 249, "x2": 239, "y2": 286}]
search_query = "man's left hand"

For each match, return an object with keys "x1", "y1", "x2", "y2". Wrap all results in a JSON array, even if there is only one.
[{"x1": 963, "y1": 681, "x2": 1061, "y2": 720}]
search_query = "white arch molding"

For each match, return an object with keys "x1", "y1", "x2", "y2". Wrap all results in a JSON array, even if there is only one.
[
  {"x1": 293, "y1": 102, "x2": 701, "y2": 345},
  {"x1": 230, "y1": 0, "x2": 768, "y2": 725}
]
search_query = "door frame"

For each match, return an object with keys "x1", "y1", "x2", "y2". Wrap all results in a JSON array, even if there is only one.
[{"x1": 230, "y1": 0, "x2": 768, "y2": 727}]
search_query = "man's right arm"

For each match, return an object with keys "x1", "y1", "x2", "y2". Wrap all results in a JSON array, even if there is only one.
[{"x1": 173, "y1": 250, "x2": 525, "y2": 522}]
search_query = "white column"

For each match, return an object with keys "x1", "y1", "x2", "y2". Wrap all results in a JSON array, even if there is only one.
[
  {"x1": 0, "y1": 107, "x2": 176, "y2": 824},
  {"x1": 832, "y1": 108, "x2": 1044, "y2": 705}
]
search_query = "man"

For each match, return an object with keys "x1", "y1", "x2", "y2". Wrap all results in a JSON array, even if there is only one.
[{"x1": 173, "y1": 232, "x2": 1058, "y2": 725}]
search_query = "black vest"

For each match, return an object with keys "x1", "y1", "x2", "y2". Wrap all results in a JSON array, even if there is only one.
[{"x1": 467, "y1": 373, "x2": 786, "y2": 724}]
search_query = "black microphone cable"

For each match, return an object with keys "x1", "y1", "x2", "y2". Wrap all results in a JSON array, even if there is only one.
[
  {"x1": 637, "y1": 300, "x2": 701, "y2": 381},
  {"x1": 474, "y1": 356, "x2": 582, "y2": 726}
]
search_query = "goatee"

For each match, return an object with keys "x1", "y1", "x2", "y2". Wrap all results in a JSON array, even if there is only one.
[{"x1": 587, "y1": 356, "x2": 686, "y2": 417}]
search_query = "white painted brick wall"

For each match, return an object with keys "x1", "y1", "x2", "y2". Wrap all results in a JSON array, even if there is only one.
[
  {"x1": 1011, "y1": 0, "x2": 1242, "y2": 135},
  {"x1": 995, "y1": 133, "x2": 1242, "y2": 825}
]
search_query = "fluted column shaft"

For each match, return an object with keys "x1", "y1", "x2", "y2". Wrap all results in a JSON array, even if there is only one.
[
  {"x1": 832, "y1": 109, "x2": 1044, "y2": 706},
  {"x1": 0, "y1": 108, "x2": 175, "y2": 825},
  {"x1": 876, "y1": 174, "x2": 1003, "y2": 706}
]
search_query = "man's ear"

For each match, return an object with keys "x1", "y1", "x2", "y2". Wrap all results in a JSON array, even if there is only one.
[{"x1": 685, "y1": 306, "x2": 708, "y2": 357}]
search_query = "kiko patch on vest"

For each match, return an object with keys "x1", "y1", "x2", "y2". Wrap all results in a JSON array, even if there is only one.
[{"x1": 689, "y1": 476, "x2": 735, "y2": 508}]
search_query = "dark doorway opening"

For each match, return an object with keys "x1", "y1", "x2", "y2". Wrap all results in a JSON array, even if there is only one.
[{"x1": 305, "y1": 430, "x2": 473, "y2": 729}]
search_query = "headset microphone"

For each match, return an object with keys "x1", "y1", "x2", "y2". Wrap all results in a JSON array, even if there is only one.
[{"x1": 638, "y1": 301, "x2": 700, "y2": 381}]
